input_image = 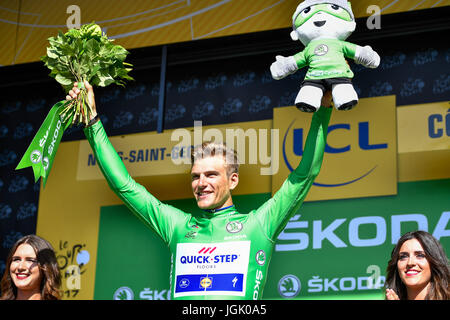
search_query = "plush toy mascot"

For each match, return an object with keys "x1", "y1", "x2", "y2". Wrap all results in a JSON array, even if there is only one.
[{"x1": 270, "y1": 0, "x2": 380, "y2": 112}]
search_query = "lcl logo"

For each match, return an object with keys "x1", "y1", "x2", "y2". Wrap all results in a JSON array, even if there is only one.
[{"x1": 283, "y1": 120, "x2": 388, "y2": 187}]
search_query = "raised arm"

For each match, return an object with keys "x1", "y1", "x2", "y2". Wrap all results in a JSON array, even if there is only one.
[
  {"x1": 67, "y1": 82, "x2": 186, "y2": 244},
  {"x1": 254, "y1": 93, "x2": 333, "y2": 240}
]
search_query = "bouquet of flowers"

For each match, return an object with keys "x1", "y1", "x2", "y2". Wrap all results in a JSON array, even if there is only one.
[{"x1": 16, "y1": 23, "x2": 134, "y2": 186}]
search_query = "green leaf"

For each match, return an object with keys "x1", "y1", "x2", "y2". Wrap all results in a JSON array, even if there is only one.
[
  {"x1": 97, "y1": 71, "x2": 115, "y2": 87},
  {"x1": 65, "y1": 29, "x2": 81, "y2": 39},
  {"x1": 84, "y1": 38, "x2": 100, "y2": 56},
  {"x1": 46, "y1": 47, "x2": 59, "y2": 59},
  {"x1": 42, "y1": 22, "x2": 133, "y2": 114},
  {"x1": 55, "y1": 74, "x2": 73, "y2": 86},
  {"x1": 81, "y1": 22, "x2": 102, "y2": 37}
]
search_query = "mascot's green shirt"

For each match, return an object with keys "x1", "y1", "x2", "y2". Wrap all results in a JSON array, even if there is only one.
[
  {"x1": 84, "y1": 107, "x2": 332, "y2": 300},
  {"x1": 294, "y1": 38, "x2": 357, "y2": 80}
]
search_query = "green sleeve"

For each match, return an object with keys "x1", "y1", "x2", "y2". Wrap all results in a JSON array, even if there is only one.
[
  {"x1": 83, "y1": 120, "x2": 187, "y2": 244},
  {"x1": 341, "y1": 41, "x2": 357, "y2": 59},
  {"x1": 293, "y1": 50, "x2": 308, "y2": 69},
  {"x1": 254, "y1": 106, "x2": 332, "y2": 240}
]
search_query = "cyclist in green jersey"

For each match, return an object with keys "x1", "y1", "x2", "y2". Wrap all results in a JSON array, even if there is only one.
[{"x1": 67, "y1": 81, "x2": 332, "y2": 300}]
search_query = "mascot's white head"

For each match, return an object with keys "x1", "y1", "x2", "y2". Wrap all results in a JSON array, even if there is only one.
[{"x1": 291, "y1": 0, "x2": 356, "y2": 46}]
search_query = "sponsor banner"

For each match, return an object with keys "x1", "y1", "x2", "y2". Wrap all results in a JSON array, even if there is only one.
[
  {"x1": 266, "y1": 178, "x2": 450, "y2": 299},
  {"x1": 398, "y1": 101, "x2": 450, "y2": 153},
  {"x1": 91, "y1": 179, "x2": 449, "y2": 300},
  {"x1": 397, "y1": 101, "x2": 450, "y2": 182},
  {"x1": 2, "y1": 0, "x2": 448, "y2": 65},
  {"x1": 273, "y1": 95, "x2": 397, "y2": 201},
  {"x1": 77, "y1": 129, "x2": 189, "y2": 180}
]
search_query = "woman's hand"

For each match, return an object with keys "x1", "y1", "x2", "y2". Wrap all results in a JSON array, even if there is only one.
[{"x1": 386, "y1": 288, "x2": 400, "y2": 300}]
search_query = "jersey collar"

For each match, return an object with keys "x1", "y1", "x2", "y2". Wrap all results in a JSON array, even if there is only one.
[{"x1": 203, "y1": 205, "x2": 236, "y2": 216}]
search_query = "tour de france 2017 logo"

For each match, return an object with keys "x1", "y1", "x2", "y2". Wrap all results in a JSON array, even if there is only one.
[
  {"x1": 113, "y1": 286, "x2": 134, "y2": 300},
  {"x1": 278, "y1": 274, "x2": 301, "y2": 298}
]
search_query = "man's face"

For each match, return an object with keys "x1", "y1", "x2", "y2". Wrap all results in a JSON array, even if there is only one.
[{"x1": 191, "y1": 155, "x2": 238, "y2": 210}]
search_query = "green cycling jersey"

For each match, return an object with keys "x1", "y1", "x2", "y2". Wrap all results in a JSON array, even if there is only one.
[
  {"x1": 294, "y1": 38, "x2": 357, "y2": 80},
  {"x1": 83, "y1": 106, "x2": 332, "y2": 300}
]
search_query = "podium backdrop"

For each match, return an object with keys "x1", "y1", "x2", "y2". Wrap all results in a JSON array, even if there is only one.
[
  {"x1": 0, "y1": 2, "x2": 449, "y2": 300},
  {"x1": 36, "y1": 97, "x2": 450, "y2": 300}
]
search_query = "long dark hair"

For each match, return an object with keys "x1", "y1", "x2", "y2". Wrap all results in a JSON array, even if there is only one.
[
  {"x1": 0, "y1": 234, "x2": 62, "y2": 300},
  {"x1": 385, "y1": 230, "x2": 450, "y2": 300}
]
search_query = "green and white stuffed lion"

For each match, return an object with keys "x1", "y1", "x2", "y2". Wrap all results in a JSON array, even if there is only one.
[{"x1": 270, "y1": 0, "x2": 380, "y2": 112}]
